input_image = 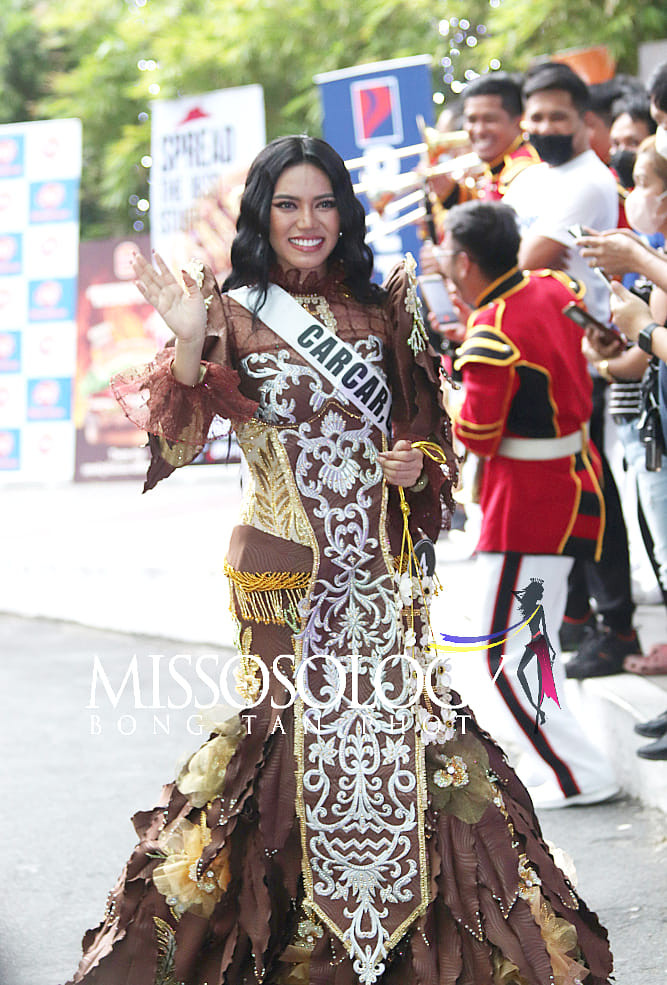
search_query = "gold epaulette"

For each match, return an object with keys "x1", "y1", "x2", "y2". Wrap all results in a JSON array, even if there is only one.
[
  {"x1": 535, "y1": 268, "x2": 586, "y2": 300},
  {"x1": 454, "y1": 325, "x2": 519, "y2": 371},
  {"x1": 498, "y1": 156, "x2": 539, "y2": 195}
]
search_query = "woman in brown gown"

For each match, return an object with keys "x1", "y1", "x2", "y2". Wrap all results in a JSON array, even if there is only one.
[{"x1": 66, "y1": 136, "x2": 613, "y2": 985}]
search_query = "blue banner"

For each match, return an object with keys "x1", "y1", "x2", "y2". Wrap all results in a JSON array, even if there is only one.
[
  {"x1": 315, "y1": 56, "x2": 434, "y2": 282},
  {"x1": 26, "y1": 377, "x2": 72, "y2": 421},
  {"x1": 29, "y1": 179, "x2": 80, "y2": 224},
  {"x1": 28, "y1": 277, "x2": 77, "y2": 322}
]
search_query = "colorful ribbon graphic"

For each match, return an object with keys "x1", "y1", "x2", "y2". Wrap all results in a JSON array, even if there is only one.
[{"x1": 434, "y1": 607, "x2": 540, "y2": 653}]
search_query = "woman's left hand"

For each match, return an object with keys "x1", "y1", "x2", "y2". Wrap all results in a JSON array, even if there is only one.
[{"x1": 378, "y1": 439, "x2": 424, "y2": 487}]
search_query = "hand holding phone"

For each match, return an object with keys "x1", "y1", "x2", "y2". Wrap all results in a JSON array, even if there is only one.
[
  {"x1": 418, "y1": 274, "x2": 459, "y2": 325},
  {"x1": 562, "y1": 302, "x2": 627, "y2": 348}
]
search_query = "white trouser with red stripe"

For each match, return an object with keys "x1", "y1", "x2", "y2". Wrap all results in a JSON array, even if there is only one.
[{"x1": 461, "y1": 552, "x2": 616, "y2": 800}]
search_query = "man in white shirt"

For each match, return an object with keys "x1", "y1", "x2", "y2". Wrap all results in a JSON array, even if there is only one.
[
  {"x1": 506, "y1": 62, "x2": 641, "y2": 677},
  {"x1": 504, "y1": 62, "x2": 619, "y2": 323}
]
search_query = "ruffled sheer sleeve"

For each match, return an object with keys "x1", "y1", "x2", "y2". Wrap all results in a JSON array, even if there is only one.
[
  {"x1": 383, "y1": 255, "x2": 458, "y2": 539},
  {"x1": 111, "y1": 263, "x2": 258, "y2": 491}
]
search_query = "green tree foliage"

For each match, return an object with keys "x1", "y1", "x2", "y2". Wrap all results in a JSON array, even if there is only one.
[
  {"x1": 1, "y1": 0, "x2": 666, "y2": 239},
  {"x1": 4, "y1": 0, "x2": 451, "y2": 238},
  {"x1": 0, "y1": 1, "x2": 51, "y2": 122},
  {"x1": 482, "y1": 0, "x2": 667, "y2": 75}
]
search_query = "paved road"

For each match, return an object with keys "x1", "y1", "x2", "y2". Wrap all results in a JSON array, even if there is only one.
[{"x1": 1, "y1": 614, "x2": 665, "y2": 985}]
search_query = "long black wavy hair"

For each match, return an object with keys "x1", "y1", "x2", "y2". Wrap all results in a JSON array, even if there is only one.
[{"x1": 222, "y1": 135, "x2": 386, "y2": 310}]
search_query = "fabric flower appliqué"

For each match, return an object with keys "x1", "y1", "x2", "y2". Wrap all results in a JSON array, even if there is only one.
[
  {"x1": 432, "y1": 755, "x2": 469, "y2": 789},
  {"x1": 176, "y1": 719, "x2": 245, "y2": 808},
  {"x1": 417, "y1": 705, "x2": 457, "y2": 745},
  {"x1": 153, "y1": 814, "x2": 231, "y2": 919}
]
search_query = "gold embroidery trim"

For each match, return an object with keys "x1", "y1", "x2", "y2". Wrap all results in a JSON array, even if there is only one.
[{"x1": 236, "y1": 419, "x2": 316, "y2": 548}]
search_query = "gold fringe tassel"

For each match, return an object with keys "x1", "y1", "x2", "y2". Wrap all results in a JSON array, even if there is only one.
[{"x1": 224, "y1": 562, "x2": 310, "y2": 626}]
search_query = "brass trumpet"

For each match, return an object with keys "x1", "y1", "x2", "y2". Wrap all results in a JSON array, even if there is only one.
[
  {"x1": 352, "y1": 152, "x2": 482, "y2": 198},
  {"x1": 344, "y1": 129, "x2": 471, "y2": 172},
  {"x1": 348, "y1": 120, "x2": 483, "y2": 239}
]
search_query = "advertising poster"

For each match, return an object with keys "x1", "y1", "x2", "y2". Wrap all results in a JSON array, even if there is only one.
[
  {"x1": 315, "y1": 56, "x2": 434, "y2": 282},
  {"x1": 150, "y1": 85, "x2": 265, "y2": 281},
  {"x1": 0, "y1": 117, "x2": 81, "y2": 482},
  {"x1": 74, "y1": 234, "x2": 166, "y2": 481}
]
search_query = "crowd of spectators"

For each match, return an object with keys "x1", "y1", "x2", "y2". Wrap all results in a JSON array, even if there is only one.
[{"x1": 419, "y1": 58, "x2": 667, "y2": 780}]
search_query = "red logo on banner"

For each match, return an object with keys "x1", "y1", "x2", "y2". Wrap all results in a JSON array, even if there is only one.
[
  {"x1": 39, "y1": 334, "x2": 55, "y2": 356},
  {"x1": 39, "y1": 432, "x2": 55, "y2": 454},
  {"x1": 361, "y1": 87, "x2": 391, "y2": 137},
  {"x1": 39, "y1": 236, "x2": 60, "y2": 258},
  {"x1": 178, "y1": 107, "x2": 211, "y2": 126},
  {"x1": 177, "y1": 106, "x2": 211, "y2": 127},
  {"x1": 42, "y1": 136, "x2": 61, "y2": 159},
  {"x1": 351, "y1": 76, "x2": 403, "y2": 146}
]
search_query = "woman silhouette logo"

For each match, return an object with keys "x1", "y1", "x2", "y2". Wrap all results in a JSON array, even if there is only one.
[{"x1": 512, "y1": 578, "x2": 561, "y2": 733}]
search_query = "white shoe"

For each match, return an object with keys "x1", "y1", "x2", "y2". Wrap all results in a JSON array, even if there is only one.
[{"x1": 529, "y1": 781, "x2": 621, "y2": 810}]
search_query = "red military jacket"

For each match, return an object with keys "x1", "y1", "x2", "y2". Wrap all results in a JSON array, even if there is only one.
[
  {"x1": 452, "y1": 268, "x2": 605, "y2": 560},
  {"x1": 442, "y1": 136, "x2": 542, "y2": 207}
]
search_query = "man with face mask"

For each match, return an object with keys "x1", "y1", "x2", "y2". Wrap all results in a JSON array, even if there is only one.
[
  {"x1": 609, "y1": 94, "x2": 657, "y2": 190},
  {"x1": 504, "y1": 62, "x2": 619, "y2": 323},
  {"x1": 504, "y1": 62, "x2": 642, "y2": 678}
]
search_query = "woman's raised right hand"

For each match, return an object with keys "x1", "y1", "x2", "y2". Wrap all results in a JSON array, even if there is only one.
[{"x1": 132, "y1": 252, "x2": 208, "y2": 344}]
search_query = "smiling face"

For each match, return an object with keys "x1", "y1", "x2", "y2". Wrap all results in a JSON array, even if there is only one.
[
  {"x1": 269, "y1": 163, "x2": 340, "y2": 281},
  {"x1": 463, "y1": 94, "x2": 522, "y2": 163}
]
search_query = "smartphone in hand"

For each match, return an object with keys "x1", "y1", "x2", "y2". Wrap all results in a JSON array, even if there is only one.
[
  {"x1": 418, "y1": 274, "x2": 459, "y2": 325},
  {"x1": 562, "y1": 302, "x2": 627, "y2": 345}
]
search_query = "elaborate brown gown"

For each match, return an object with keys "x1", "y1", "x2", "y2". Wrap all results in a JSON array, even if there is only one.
[{"x1": 66, "y1": 259, "x2": 613, "y2": 985}]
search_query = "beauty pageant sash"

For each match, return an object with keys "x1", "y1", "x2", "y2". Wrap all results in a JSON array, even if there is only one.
[{"x1": 227, "y1": 284, "x2": 392, "y2": 434}]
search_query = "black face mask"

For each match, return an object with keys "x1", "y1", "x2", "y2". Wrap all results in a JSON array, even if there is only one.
[
  {"x1": 608, "y1": 149, "x2": 637, "y2": 189},
  {"x1": 529, "y1": 132, "x2": 575, "y2": 167}
]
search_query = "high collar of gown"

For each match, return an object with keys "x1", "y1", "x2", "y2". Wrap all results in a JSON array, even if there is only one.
[{"x1": 269, "y1": 261, "x2": 347, "y2": 297}]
